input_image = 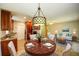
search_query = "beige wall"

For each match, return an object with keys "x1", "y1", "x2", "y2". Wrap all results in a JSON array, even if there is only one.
[
  {"x1": 14, "y1": 21, "x2": 25, "y2": 40},
  {"x1": 47, "y1": 20, "x2": 79, "y2": 39}
]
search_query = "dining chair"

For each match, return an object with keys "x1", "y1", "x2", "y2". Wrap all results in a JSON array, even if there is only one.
[
  {"x1": 62, "y1": 43, "x2": 72, "y2": 56},
  {"x1": 8, "y1": 41, "x2": 17, "y2": 56},
  {"x1": 8, "y1": 41, "x2": 29, "y2": 56},
  {"x1": 48, "y1": 33, "x2": 56, "y2": 43}
]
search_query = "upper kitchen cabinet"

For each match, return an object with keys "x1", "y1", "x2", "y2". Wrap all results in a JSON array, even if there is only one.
[{"x1": 1, "y1": 10, "x2": 14, "y2": 31}]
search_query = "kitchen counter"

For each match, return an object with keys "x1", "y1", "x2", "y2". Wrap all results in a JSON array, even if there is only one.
[
  {"x1": 0, "y1": 32, "x2": 17, "y2": 41},
  {"x1": 1, "y1": 37, "x2": 17, "y2": 41},
  {"x1": 1, "y1": 37, "x2": 17, "y2": 56}
]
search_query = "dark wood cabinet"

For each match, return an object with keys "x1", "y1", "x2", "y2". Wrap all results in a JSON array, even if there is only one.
[
  {"x1": 1, "y1": 10, "x2": 14, "y2": 31},
  {"x1": 25, "y1": 20, "x2": 32, "y2": 40},
  {"x1": 1, "y1": 38, "x2": 17, "y2": 56}
]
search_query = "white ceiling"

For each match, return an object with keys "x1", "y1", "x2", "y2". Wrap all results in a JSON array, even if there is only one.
[{"x1": 0, "y1": 3, "x2": 79, "y2": 23}]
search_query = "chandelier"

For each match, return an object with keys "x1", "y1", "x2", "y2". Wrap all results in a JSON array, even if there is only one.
[{"x1": 32, "y1": 3, "x2": 47, "y2": 37}]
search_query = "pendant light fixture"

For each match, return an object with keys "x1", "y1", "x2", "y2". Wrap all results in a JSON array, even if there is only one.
[{"x1": 32, "y1": 3, "x2": 47, "y2": 37}]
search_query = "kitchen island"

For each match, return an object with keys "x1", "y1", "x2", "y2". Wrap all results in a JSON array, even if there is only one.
[{"x1": 0, "y1": 33, "x2": 17, "y2": 56}]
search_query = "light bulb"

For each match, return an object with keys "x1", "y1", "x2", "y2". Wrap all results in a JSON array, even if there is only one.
[
  {"x1": 6, "y1": 30, "x2": 9, "y2": 34},
  {"x1": 24, "y1": 17, "x2": 26, "y2": 19}
]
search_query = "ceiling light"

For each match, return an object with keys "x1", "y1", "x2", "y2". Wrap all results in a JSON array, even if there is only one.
[
  {"x1": 32, "y1": 3, "x2": 47, "y2": 37},
  {"x1": 24, "y1": 17, "x2": 26, "y2": 19}
]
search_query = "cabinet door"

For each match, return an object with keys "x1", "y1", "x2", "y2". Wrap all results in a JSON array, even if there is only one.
[
  {"x1": 1, "y1": 10, "x2": 8, "y2": 30},
  {"x1": 1, "y1": 38, "x2": 17, "y2": 56},
  {"x1": 1, "y1": 10, "x2": 11, "y2": 31},
  {"x1": 1, "y1": 40, "x2": 10, "y2": 56}
]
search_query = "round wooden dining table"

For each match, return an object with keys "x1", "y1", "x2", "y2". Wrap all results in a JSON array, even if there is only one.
[{"x1": 24, "y1": 40, "x2": 56, "y2": 56}]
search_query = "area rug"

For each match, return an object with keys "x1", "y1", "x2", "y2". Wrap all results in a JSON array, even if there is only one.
[
  {"x1": 54, "y1": 45, "x2": 79, "y2": 56},
  {"x1": 18, "y1": 45, "x2": 79, "y2": 56}
]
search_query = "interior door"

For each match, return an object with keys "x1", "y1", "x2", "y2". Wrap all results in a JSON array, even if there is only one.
[{"x1": 16, "y1": 22, "x2": 25, "y2": 40}]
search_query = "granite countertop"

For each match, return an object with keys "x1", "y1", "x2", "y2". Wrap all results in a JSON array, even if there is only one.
[
  {"x1": 0, "y1": 32, "x2": 17, "y2": 41},
  {"x1": 1, "y1": 37, "x2": 17, "y2": 41}
]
